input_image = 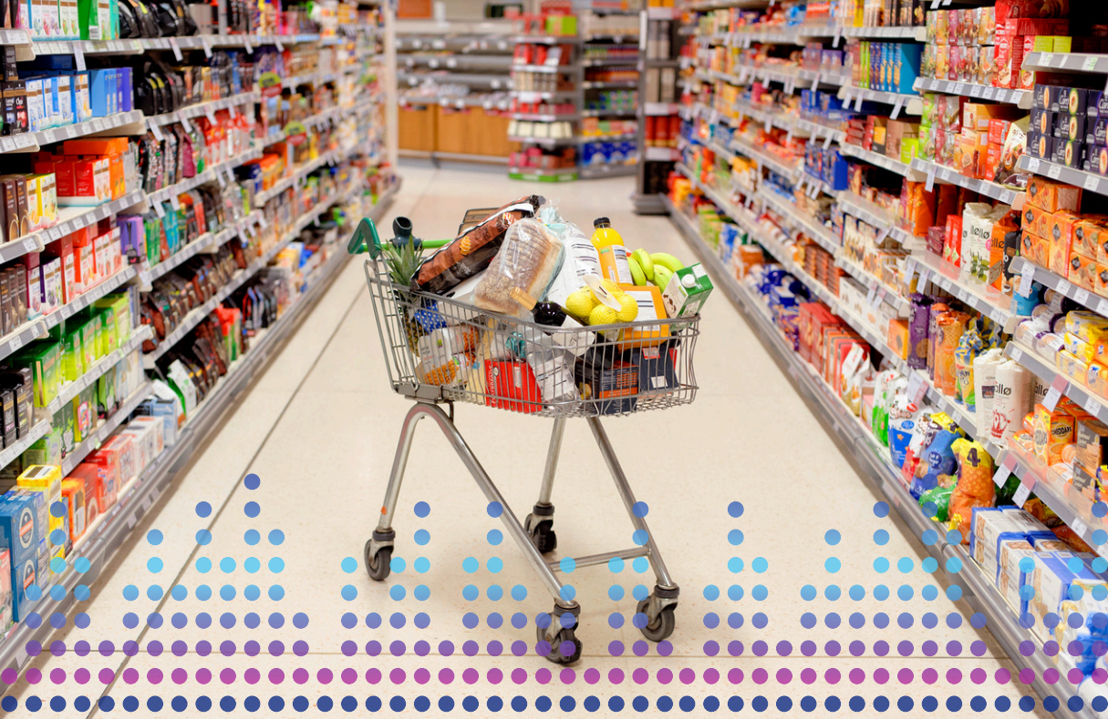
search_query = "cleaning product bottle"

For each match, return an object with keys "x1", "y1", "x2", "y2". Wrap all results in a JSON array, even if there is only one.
[{"x1": 591, "y1": 217, "x2": 633, "y2": 286}]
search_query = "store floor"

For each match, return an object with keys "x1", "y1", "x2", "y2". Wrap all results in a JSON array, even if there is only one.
[{"x1": 5, "y1": 166, "x2": 1050, "y2": 718}]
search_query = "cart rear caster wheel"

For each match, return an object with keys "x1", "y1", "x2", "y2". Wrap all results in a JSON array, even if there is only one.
[
  {"x1": 525, "y1": 514, "x2": 557, "y2": 554},
  {"x1": 636, "y1": 598, "x2": 676, "y2": 642},
  {"x1": 538, "y1": 625, "x2": 582, "y2": 664},
  {"x1": 365, "y1": 541, "x2": 392, "y2": 582}
]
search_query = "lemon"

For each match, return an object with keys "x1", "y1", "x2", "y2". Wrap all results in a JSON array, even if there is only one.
[
  {"x1": 565, "y1": 288, "x2": 597, "y2": 319},
  {"x1": 600, "y1": 278, "x2": 622, "y2": 295},
  {"x1": 616, "y1": 293, "x2": 639, "y2": 322},
  {"x1": 588, "y1": 304, "x2": 619, "y2": 326}
]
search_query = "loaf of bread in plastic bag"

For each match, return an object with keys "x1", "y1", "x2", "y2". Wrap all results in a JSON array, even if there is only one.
[
  {"x1": 415, "y1": 195, "x2": 544, "y2": 295},
  {"x1": 473, "y1": 218, "x2": 564, "y2": 316}
]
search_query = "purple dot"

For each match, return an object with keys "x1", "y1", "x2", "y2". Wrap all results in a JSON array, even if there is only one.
[
  {"x1": 269, "y1": 641, "x2": 284, "y2": 656},
  {"x1": 752, "y1": 640, "x2": 767, "y2": 656},
  {"x1": 825, "y1": 640, "x2": 841, "y2": 656},
  {"x1": 609, "y1": 641, "x2": 624, "y2": 656},
  {"x1": 947, "y1": 640, "x2": 962, "y2": 656},
  {"x1": 124, "y1": 641, "x2": 139, "y2": 657},
  {"x1": 99, "y1": 641, "x2": 114, "y2": 657},
  {"x1": 849, "y1": 641, "x2": 865, "y2": 657},
  {"x1": 390, "y1": 641, "x2": 405, "y2": 657},
  {"x1": 922, "y1": 641, "x2": 938, "y2": 657},
  {"x1": 488, "y1": 640, "x2": 503, "y2": 657},
  {"x1": 24, "y1": 641, "x2": 40, "y2": 657},
  {"x1": 269, "y1": 669, "x2": 284, "y2": 685},
  {"x1": 463, "y1": 640, "x2": 479, "y2": 657},
  {"x1": 873, "y1": 641, "x2": 889, "y2": 657},
  {"x1": 74, "y1": 642, "x2": 89, "y2": 657},
  {"x1": 897, "y1": 641, "x2": 914, "y2": 656},
  {"x1": 564, "y1": 640, "x2": 582, "y2": 658},
  {"x1": 220, "y1": 641, "x2": 236, "y2": 657},
  {"x1": 245, "y1": 641, "x2": 260, "y2": 657},
  {"x1": 1044, "y1": 641, "x2": 1060, "y2": 656},
  {"x1": 536, "y1": 641, "x2": 552, "y2": 657},
  {"x1": 293, "y1": 641, "x2": 309, "y2": 656},
  {"x1": 658, "y1": 641, "x2": 673, "y2": 657},
  {"x1": 971, "y1": 640, "x2": 987, "y2": 656},
  {"x1": 50, "y1": 641, "x2": 65, "y2": 657},
  {"x1": 776, "y1": 641, "x2": 792, "y2": 656},
  {"x1": 172, "y1": 641, "x2": 188, "y2": 657},
  {"x1": 147, "y1": 641, "x2": 162, "y2": 657},
  {"x1": 728, "y1": 641, "x2": 744, "y2": 656},
  {"x1": 365, "y1": 640, "x2": 381, "y2": 656},
  {"x1": 220, "y1": 669, "x2": 236, "y2": 684},
  {"x1": 801, "y1": 641, "x2": 817, "y2": 657},
  {"x1": 196, "y1": 641, "x2": 211, "y2": 657},
  {"x1": 512, "y1": 641, "x2": 527, "y2": 657},
  {"x1": 415, "y1": 641, "x2": 431, "y2": 657},
  {"x1": 439, "y1": 641, "x2": 454, "y2": 656},
  {"x1": 704, "y1": 640, "x2": 720, "y2": 656},
  {"x1": 633, "y1": 641, "x2": 649, "y2": 657}
]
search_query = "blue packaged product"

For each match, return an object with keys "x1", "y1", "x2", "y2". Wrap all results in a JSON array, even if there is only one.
[
  {"x1": 0, "y1": 493, "x2": 40, "y2": 622},
  {"x1": 89, "y1": 69, "x2": 112, "y2": 117},
  {"x1": 911, "y1": 428, "x2": 959, "y2": 498}
]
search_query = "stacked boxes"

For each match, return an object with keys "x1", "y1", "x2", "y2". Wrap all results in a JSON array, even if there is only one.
[
  {"x1": 921, "y1": 7, "x2": 996, "y2": 85},
  {"x1": 848, "y1": 41, "x2": 922, "y2": 94}
]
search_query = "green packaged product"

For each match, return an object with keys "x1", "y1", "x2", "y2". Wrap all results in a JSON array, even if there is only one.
[
  {"x1": 97, "y1": 366, "x2": 116, "y2": 418},
  {"x1": 919, "y1": 486, "x2": 953, "y2": 522},
  {"x1": 20, "y1": 341, "x2": 61, "y2": 407}
]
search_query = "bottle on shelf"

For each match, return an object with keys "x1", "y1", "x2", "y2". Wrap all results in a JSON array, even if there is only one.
[{"x1": 591, "y1": 217, "x2": 633, "y2": 285}]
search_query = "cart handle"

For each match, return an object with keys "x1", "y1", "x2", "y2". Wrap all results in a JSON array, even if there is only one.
[{"x1": 347, "y1": 218, "x2": 450, "y2": 258}]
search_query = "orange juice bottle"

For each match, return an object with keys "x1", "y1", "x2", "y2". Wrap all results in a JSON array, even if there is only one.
[{"x1": 591, "y1": 217, "x2": 633, "y2": 286}]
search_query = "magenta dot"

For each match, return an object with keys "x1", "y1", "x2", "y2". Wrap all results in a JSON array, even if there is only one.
[
  {"x1": 269, "y1": 669, "x2": 284, "y2": 685},
  {"x1": 704, "y1": 668, "x2": 720, "y2": 684},
  {"x1": 946, "y1": 668, "x2": 962, "y2": 685},
  {"x1": 584, "y1": 668, "x2": 600, "y2": 685},
  {"x1": 97, "y1": 669, "x2": 113, "y2": 685},
  {"x1": 1018, "y1": 668, "x2": 1036, "y2": 685},
  {"x1": 608, "y1": 668, "x2": 624, "y2": 684},
  {"x1": 196, "y1": 669, "x2": 212, "y2": 685},
  {"x1": 633, "y1": 668, "x2": 649, "y2": 684},
  {"x1": 122, "y1": 668, "x2": 138, "y2": 685},
  {"x1": 220, "y1": 669, "x2": 236, "y2": 684},
  {"x1": 897, "y1": 669, "x2": 913, "y2": 684},
  {"x1": 680, "y1": 668, "x2": 696, "y2": 685},
  {"x1": 536, "y1": 668, "x2": 552, "y2": 685},
  {"x1": 849, "y1": 669, "x2": 865, "y2": 685},
  {"x1": 996, "y1": 668, "x2": 1011, "y2": 684},
  {"x1": 752, "y1": 668, "x2": 768, "y2": 685},
  {"x1": 728, "y1": 668, "x2": 744, "y2": 684},
  {"x1": 1043, "y1": 669, "x2": 1059, "y2": 685},
  {"x1": 874, "y1": 668, "x2": 889, "y2": 684},
  {"x1": 776, "y1": 669, "x2": 792, "y2": 685},
  {"x1": 801, "y1": 668, "x2": 817, "y2": 685},
  {"x1": 365, "y1": 668, "x2": 381, "y2": 684},
  {"x1": 922, "y1": 668, "x2": 938, "y2": 685},
  {"x1": 294, "y1": 669, "x2": 309, "y2": 685},
  {"x1": 512, "y1": 669, "x2": 527, "y2": 685},
  {"x1": 172, "y1": 669, "x2": 188, "y2": 685},
  {"x1": 1, "y1": 669, "x2": 16, "y2": 684},
  {"x1": 559, "y1": 668, "x2": 575, "y2": 685},
  {"x1": 462, "y1": 668, "x2": 478, "y2": 685},
  {"x1": 657, "y1": 668, "x2": 672, "y2": 685},
  {"x1": 487, "y1": 669, "x2": 503, "y2": 685},
  {"x1": 146, "y1": 669, "x2": 162, "y2": 685},
  {"x1": 415, "y1": 669, "x2": 431, "y2": 685},
  {"x1": 1068, "y1": 668, "x2": 1086, "y2": 685},
  {"x1": 316, "y1": 668, "x2": 332, "y2": 685},
  {"x1": 1094, "y1": 668, "x2": 1108, "y2": 684},
  {"x1": 391, "y1": 668, "x2": 407, "y2": 685},
  {"x1": 244, "y1": 668, "x2": 260, "y2": 685},
  {"x1": 439, "y1": 669, "x2": 454, "y2": 685},
  {"x1": 25, "y1": 669, "x2": 41, "y2": 685},
  {"x1": 74, "y1": 669, "x2": 89, "y2": 685},
  {"x1": 49, "y1": 668, "x2": 65, "y2": 685},
  {"x1": 341, "y1": 668, "x2": 357, "y2": 685},
  {"x1": 825, "y1": 668, "x2": 841, "y2": 684},
  {"x1": 970, "y1": 668, "x2": 987, "y2": 684}
]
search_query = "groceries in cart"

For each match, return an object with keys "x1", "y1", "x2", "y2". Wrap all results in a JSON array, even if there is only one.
[{"x1": 353, "y1": 195, "x2": 712, "y2": 415}]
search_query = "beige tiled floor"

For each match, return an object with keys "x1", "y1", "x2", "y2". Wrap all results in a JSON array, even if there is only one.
[{"x1": 0, "y1": 167, "x2": 1056, "y2": 717}]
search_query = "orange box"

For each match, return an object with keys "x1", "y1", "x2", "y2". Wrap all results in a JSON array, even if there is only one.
[
  {"x1": 888, "y1": 319, "x2": 909, "y2": 359},
  {"x1": 1023, "y1": 205, "x2": 1050, "y2": 239},
  {"x1": 955, "y1": 136, "x2": 980, "y2": 178},
  {"x1": 1097, "y1": 264, "x2": 1108, "y2": 297},
  {"x1": 1051, "y1": 231, "x2": 1073, "y2": 275},
  {"x1": 1050, "y1": 210, "x2": 1080, "y2": 246},
  {"x1": 1027, "y1": 177, "x2": 1083, "y2": 213},
  {"x1": 983, "y1": 144, "x2": 1003, "y2": 181},
  {"x1": 988, "y1": 119, "x2": 1011, "y2": 145},
  {"x1": 962, "y1": 103, "x2": 1026, "y2": 133},
  {"x1": 1070, "y1": 251, "x2": 1097, "y2": 290},
  {"x1": 1076, "y1": 219, "x2": 1108, "y2": 260}
]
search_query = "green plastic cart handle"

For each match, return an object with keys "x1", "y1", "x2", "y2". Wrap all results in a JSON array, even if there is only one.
[{"x1": 347, "y1": 218, "x2": 450, "y2": 258}]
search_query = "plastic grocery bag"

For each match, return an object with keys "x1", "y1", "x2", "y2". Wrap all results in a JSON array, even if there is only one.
[{"x1": 473, "y1": 219, "x2": 565, "y2": 317}]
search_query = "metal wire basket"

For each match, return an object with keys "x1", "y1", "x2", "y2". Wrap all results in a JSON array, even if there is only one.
[{"x1": 351, "y1": 219, "x2": 700, "y2": 418}]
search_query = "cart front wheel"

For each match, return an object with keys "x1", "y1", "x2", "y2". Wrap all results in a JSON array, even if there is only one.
[
  {"x1": 636, "y1": 598, "x2": 676, "y2": 642},
  {"x1": 525, "y1": 513, "x2": 558, "y2": 554},
  {"x1": 538, "y1": 625, "x2": 582, "y2": 664},
  {"x1": 365, "y1": 541, "x2": 392, "y2": 582}
]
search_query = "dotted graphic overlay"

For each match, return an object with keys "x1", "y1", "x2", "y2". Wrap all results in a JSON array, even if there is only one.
[{"x1": 0, "y1": 479, "x2": 1105, "y2": 714}]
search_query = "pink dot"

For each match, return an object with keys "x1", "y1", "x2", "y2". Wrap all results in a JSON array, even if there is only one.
[
  {"x1": 220, "y1": 669, "x2": 236, "y2": 684},
  {"x1": 391, "y1": 668, "x2": 407, "y2": 685},
  {"x1": 462, "y1": 668, "x2": 479, "y2": 685},
  {"x1": 147, "y1": 669, "x2": 163, "y2": 685},
  {"x1": 439, "y1": 669, "x2": 454, "y2": 685},
  {"x1": 122, "y1": 669, "x2": 138, "y2": 685},
  {"x1": 244, "y1": 669, "x2": 260, "y2": 685},
  {"x1": 752, "y1": 668, "x2": 768, "y2": 685},
  {"x1": 922, "y1": 668, "x2": 938, "y2": 685},
  {"x1": 49, "y1": 668, "x2": 65, "y2": 685},
  {"x1": 340, "y1": 668, "x2": 357, "y2": 685},
  {"x1": 1094, "y1": 668, "x2": 1108, "y2": 684},
  {"x1": 1043, "y1": 669, "x2": 1059, "y2": 685},
  {"x1": 196, "y1": 669, "x2": 212, "y2": 685},
  {"x1": 608, "y1": 668, "x2": 624, "y2": 684},
  {"x1": 293, "y1": 669, "x2": 309, "y2": 685},
  {"x1": 1, "y1": 669, "x2": 16, "y2": 685},
  {"x1": 317, "y1": 669, "x2": 332, "y2": 684},
  {"x1": 559, "y1": 668, "x2": 575, "y2": 685},
  {"x1": 873, "y1": 668, "x2": 889, "y2": 685},
  {"x1": 487, "y1": 669, "x2": 503, "y2": 685},
  {"x1": 776, "y1": 669, "x2": 792, "y2": 685},
  {"x1": 584, "y1": 668, "x2": 601, "y2": 685},
  {"x1": 97, "y1": 669, "x2": 113, "y2": 685},
  {"x1": 801, "y1": 668, "x2": 817, "y2": 685},
  {"x1": 896, "y1": 668, "x2": 913, "y2": 685},
  {"x1": 172, "y1": 669, "x2": 188, "y2": 685},
  {"x1": 946, "y1": 668, "x2": 962, "y2": 685},
  {"x1": 970, "y1": 668, "x2": 987, "y2": 685},
  {"x1": 704, "y1": 668, "x2": 720, "y2": 685},
  {"x1": 269, "y1": 669, "x2": 284, "y2": 685},
  {"x1": 512, "y1": 669, "x2": 527, "y2": 685},
  {"x1": 415, "y1": 669, "x2": 430, "y2": 685},
  {"x1": 633, "y1": 668, "x2": 649, "y2": 684},
  {"x1": 536, "y1": 668, "x2": 552, "y2": 685},
  {"x1": 825, "y1": 668, "x2": 841, "y2": 685},
  {"x1": 995, "y1": 668, "x2": 1011, "y2": 684},
  {"x1": 1019, "y1": 668, "x2": 1036, "y2": 685},
  {"x1": 26, "y1": 669, "x2": 41, "y2": 685},
  {"x1": 681, "y1": 668, "x2": 696, "y2": 685},
  {"x1": 849, "y1": 669, "x2": 865, "y2": 685},
  {"x1": 365, "y1": 668, "x2": 382, "y2": 684},
  {"x1": 74, "y1": 669, "x2": 89, "y2": 685},
  {"x1": 1068, "y1": 668, "x2": 1086, "y2": 685},
  {"x1": 728, "y1": 668, "x2": 744, "y2": 684},
  {"x1": 657, "y1": 669, "x2": 672, "y2": 685}
]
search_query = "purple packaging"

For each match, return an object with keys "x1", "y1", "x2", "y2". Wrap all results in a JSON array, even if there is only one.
[
  {"x1": 908, "y1": 293, "x2": 933, "y2": 370},
  {"x1": 1090, "y1": 90, "x2": 1108, "y2": 120},
  {"x1": 116, "y1": 215, "x2": 144, "y2": 264},
  {"x1": 928, "y1": 301, "x2": 952, "y2": 379}
]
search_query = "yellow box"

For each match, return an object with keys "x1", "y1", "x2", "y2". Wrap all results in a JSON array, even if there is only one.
[{"x1": 618, "y1": 285, "x2": 671, "y2": 351}]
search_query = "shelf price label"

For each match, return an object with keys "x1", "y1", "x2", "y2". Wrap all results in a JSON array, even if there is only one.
[
  {"x1": 1019, "y1": 262, "x2": 1036, "y2": 297},
  {"x1": 891, "y1": 96, "x2": 904, "y2": 120},
  {"x1": 1057, "y1": 279, "x2": 1073, "y2": 296},
  {"x1": 993, "y1": 454, "x2": 1015, "y2": 487},
  {"x1": 1013, "y1": 477, "x2": 1035, "y2": 508},
  {"x1": 1043, "y1": 374, "x2": 1069, "y2": 412},
  {"x1": 1048, "y1": 163, "x2": 1062, "y2": 179},
  {"x1": 925, "y1": 171, "x2": 936, "y2": 193}
]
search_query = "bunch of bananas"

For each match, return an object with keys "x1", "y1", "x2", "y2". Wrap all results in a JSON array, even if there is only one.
[
  {"x1": 565, "y1": 279, "x2": 639, "y2": 326},
  {"x1": 627, "y1": 250, "x2": 685, "y2": 290}
]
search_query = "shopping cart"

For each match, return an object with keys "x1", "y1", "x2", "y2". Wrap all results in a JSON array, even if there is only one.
[{"x1": 348, "y1": 215, "x2": 700, "y2": 663}]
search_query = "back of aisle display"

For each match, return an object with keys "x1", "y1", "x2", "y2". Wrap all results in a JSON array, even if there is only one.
[
  {"x1": 0, "y1": 0, "x2": 400, "y2": 680},
  {"x1": 669, "y1": 0, "x2": 1108, "y2": 712}
]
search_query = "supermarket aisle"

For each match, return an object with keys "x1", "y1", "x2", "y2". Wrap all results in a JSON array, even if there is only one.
[{"x1": 6, "y1": 167, "x2": 1046, "y2": 718}]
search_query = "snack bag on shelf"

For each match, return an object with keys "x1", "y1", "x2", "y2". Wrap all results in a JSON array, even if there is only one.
[
  {"x1": 919, "y1": 485, "x2": 954, "y2": 522},
  {"x1": 947, "y1": 439, "x2": 996, "y2": 543},
  {"x1": 911, "y1": 425, "x2": 963, "y2": 499},
  {"x1": 954, "y1": 322, "x2": 983, "y2": 410}
]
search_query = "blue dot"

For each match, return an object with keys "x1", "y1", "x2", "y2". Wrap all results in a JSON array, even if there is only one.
[
  {"x1": 74, "y1": 585, "x2": 90, "y2": 600},
  {"x1": 874, "y1": 557, "x2": 889, "y2": 573},
  {"x1": 825, "y1": 612, "x2": 841, "y2": 628},
  {"x1": 897, "y1": 585, "x2": 914, "y2": 600},
  {"x1": 46, "y1": 529, "x2": 64, "y2": 547},
  {"x1": 219, "y1": 585, "x2": 236, "y2": 601},
  {"x1": 801, "y1": 585, "x2": 817, "y2": 601},
  {"x1": 414, "y1": 502, "x2": 430, "y2": 517},
  {"x1": 244, "y1": 585, "x2": 260, "y2": 601},
  {"x1": 270, "y1": 558, "x2": 285, "y2": 574},
  {"x1": 244, "y1": 530, "x2": 260, "y2": 545},
  {"x1": 196, "y1": 585, "x2": 212, "y2": 601},
  {"x1": 897, "y1": 557, "x2": 914, "y2": 573},
  {"x1": 487, "y1": 530, "x2": 503, "y2": 545},
  {"x1": 633, "y1": 584, "x2": 650, "y2": 601},
  {"x1": 196, "y1": 529, "x2": 212, "y2": 545},
  {"x1": 414, "y1": 529, "x2": 430, "y2": 546},
  {"x1": 50, "y1": 584, "x2": 65, "y2": 600},
  {"x1": 462, "y1": 557, "x2": 478, "y2": 574},
  {"x1": 74, "y1": 557, "x2": 90, "y2": 574},
  {"x1": 922, "y1": 585, "x2": 938, "y2": 600},
  {"x1": 633, "y1": 557, "x2": 649, "y2": 573},
  {"x1": 704, "y1": 612, "x2": 720, "y2": 628},
  {"x1": 609, "y1": 557, "x2": 625, "y2": 573},
  {"x1": 463, "y1": 585, "x2": 479, "y2": 601},
  {"x1": 487, "y1": 585, "x2": 504, "y2": 601},
  {"x1": 196, "y1": 557, "x2": 212, "y2": 573},
  {"x1": 825, "y1": 530, "x2": 841, "y2": 545},
  {"x1": 220, "y1": 558, "x2": 236, "y2": 573},
  {"x1": 244, "y1": 502, "x2": 260, "y2": 518},
  {"x1": 415, "y1": 612, "x2": 430, "y2": 628},
  {"x1": 560, "y1": 557, "x2": 576, "y2": 573},
  {"x1": 632, "y1": 529, "x2": 649, "y2": 546},
  {"x1": 704, "y1": 585, "x2": 720, "y2": 601},
  {"x1": 946, "y1": 557, "x2": 963, "y2": 574},
  {"x1": 728, "y1": 502, "x2": 744, "y2": 517},
  {"x1": 1095, "y1": 502, "x2": 1108, "y2": 518},
  {"x1": 487, "y1": 502, "x2": 503, "y2": 518},
  {"x1": 873, "y1": 502, "x2": 889, "y2": 517},
  {"x1": 244, "y1": 473, "x2": 260, "y2": 490},
  {"x1": 123, "y1": 612, "x2": 139, "y2": 628},
  {"x1": 728, "y1": 530, "x2": 744, "y2": 545},
  {"x1": 511, "y1": 585, "x2": 526, "y2": 601},
  {"x1": 849, "y1": 585, "x2": 865, "y2": 600},
  {"x1": 728, "y1": 585, "x2": 743, "y2": 600},
  {"x1": 486, "y1": 558, "x2": 502, "y2": 574},
  {"x1": 632, "y1": 501, "x2": 649, "y2": 517},
  {"x1": 123, "y1": 585, "x2": 139, "y2": 601},
  {"x1": 196, "y1": 502, "x2": 211, "y2": 517},
  {"x1": 922, "y1": 557, "x2": 938, "y2": 573},
  {"x1": 269, "y1": 585, "x2": 285, "y2": 601},
  {"x1": 874, "y1": 529, "x2": 890, "y2": 545},
  {"x1": 609, "y1": 585, "x2": 625, "y2": 601},
  {"x1": 147, "y1": 585, "x2": 163, "y2": 601},
  {"x1": 945, "y1": 529, "x2": 962, "y2": 545},
  {"x1": 825, "y1": 558, "x2": 841, "y2": 573},
  {"x1": 801, "y1": 612, "x2": 817, "y2": 629},
  {"x1": 728, "y1": 613, "x2": 743, "y2": 628},
  {"x1": 825, "y1": 585, "x2": 841, "y2": 600},
  {"x1": 415, "y1": 557, "x2": 431, "y2": 573},
  {"x1": 753, "y1": 585, "x2": 768, "y2": 601},
  {"x1": 728, "y1": 557, "x2": 744, "y2": 573},
  {"x1": 462, "y1": 612, "x2": 479, "y2": 629},
  {"x1": 947, "y1": 585, "x2": 963, "y2": 601},
  {"x1": 342, "y1": 585, "x2": 358, "y2": 601},
  {"x1": 874, "y1": 585, "x2": 890, "y2": 601},
  {"x1": 268, "y1": 530, "x2": 284, "y2": 546}
]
